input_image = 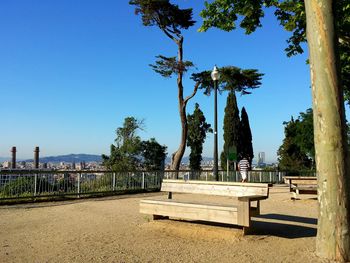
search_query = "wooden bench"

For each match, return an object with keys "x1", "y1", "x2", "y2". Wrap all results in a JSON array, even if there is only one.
[
  {"x1": 140, "y1": 179, "x2": 269, "y2": 233},
  {"x1": 284, "y1": 176, "x2": 317, "y2": 199}
]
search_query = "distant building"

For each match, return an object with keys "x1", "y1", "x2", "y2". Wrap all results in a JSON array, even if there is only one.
[
  {"x1": 2, "y1": 161, "x2": 11, "y2": 168},
  {"x1": 258, "y1": 152, "x2": 266, "y2": 167}
]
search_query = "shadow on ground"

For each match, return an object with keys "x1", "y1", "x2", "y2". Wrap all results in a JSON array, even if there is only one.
[
  {"x1": 157, "y1": 212, "x2": 317, "y2": 239},
  {"x1": 251, "y1": 220, "x2": 317, "y2": 238},
  {"x1": 258, "y1": 213, "x2": 317, "y2": 225}
]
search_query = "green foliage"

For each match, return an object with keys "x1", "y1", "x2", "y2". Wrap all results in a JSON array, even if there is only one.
[
  {"x1": 293, "y1": 109, "x2": 314, "y2": 159},
  {"x1": 191, "y1": 66, "x2": 263, "y2": 96},
  {"x1": 277, "y1": 109, "x2": 315, "y2": 170},
  {"x1": 199, "y1": 0, "x2": 277, "y2": 34},
  {"x1": 1, "y1": 177, "x2": 34, "y2": 197},
  {"x1": 130, "y1": 0, "x2": 195, "y2": 34},
  {"x1": 103, "y1": 117, "x2": 143, "y2": 171},
  {"x1": 0, "y1": 177, "x2": 59, "y2": 197},
  {"x1": 239, "y1": 107, "x2": 254, "y2": 162},
  {"x1": 191, "y1": 67, "x2": 262, "y2": 170},
  {"x1": 141, "y1": 138, "x2": 167, "y2": 171},
  {"x1": 221, "y1": 91, "x2": 240, "y2": 170},
  {"x1": 187, "y1": 103, "x2": 212, "y2": 171},
  {"x1": 102, "y1": 117, "x2": 167, "y2": 172},
  {"x1": 130, "y1": 0, "x2": 196, "y2": 78},
  {"x1": 149, "y1": 55, "x2": 194, "y2": 78},
  {"x1": 199, "y1": 0, "x2": 350, "y2": 104}
]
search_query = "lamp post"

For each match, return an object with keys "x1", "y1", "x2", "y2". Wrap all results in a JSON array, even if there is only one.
[{"x1": 211, "y1": 66, "x2": 220, "y2": 181}]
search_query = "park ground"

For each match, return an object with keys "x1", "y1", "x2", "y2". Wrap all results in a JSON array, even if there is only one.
[{"x1": 0, "y1": 186, "x2": 330, "y2": 263}]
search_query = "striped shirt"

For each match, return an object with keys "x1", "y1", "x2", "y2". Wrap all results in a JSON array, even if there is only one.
[{"x1": 238, "y1": 158, "x2": 250, "y2": 171}]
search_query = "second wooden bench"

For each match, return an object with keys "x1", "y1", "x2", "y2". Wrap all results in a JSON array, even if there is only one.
[{"x1": 284, "y1": 176, "x2": 317, "y2": 199}]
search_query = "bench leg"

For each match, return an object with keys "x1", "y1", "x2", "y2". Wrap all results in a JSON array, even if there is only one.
[
  {"x1": 291, "y1": 189, "x2": 299, "y2": 200},
  {"x1": 238, "y1": 200, "x2": 251, "y2": 228},
  {"x1": 153, "y1": 214, "x2": 169, "y2": 220},
  {"x1": 242, "y1": 226, "x2": 252, "y2": 235}
]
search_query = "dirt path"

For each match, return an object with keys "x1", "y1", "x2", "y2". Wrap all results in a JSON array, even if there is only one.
[{"x1": 0, "y1": 186, "x2": 326, "y2": 263}]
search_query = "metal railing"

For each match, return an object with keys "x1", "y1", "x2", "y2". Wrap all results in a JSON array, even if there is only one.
[
  {"x1": 0, "y1": 170, "x2": 162, "y2": 200},
  {"x1": 0, "y1": 169, "x2": 316, "y2": 201},
  {"x1": 164, "y1": 170, "x2": 285, "y2": 183},
  {"x1": 164, "y1": 170, "x2": 316, "y2": 183}
]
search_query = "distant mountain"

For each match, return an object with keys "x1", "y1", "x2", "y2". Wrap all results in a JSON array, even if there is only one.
[{"x1": 25, "y1": 154, "x2": 102, "y2": 163}]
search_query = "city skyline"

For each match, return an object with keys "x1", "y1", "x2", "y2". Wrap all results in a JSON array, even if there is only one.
[{"x1": 1, "y1": 1, "x2": 345, "y2": 163}]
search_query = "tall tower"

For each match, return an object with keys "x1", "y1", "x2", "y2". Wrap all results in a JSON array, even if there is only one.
[
  {"x1": 34, "y1": 147, "x2": 40, "y2": 169},
  {"x1": 11, "y1": 146, "x2": 16, "y2": 169},
  {"x1": 258, "y1": 152, "x2": 265, "y2": 165}
]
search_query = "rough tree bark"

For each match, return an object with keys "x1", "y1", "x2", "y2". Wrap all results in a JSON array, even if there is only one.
[{"x1": 305, "y1": 0, "x2": 350, "y2": 261}]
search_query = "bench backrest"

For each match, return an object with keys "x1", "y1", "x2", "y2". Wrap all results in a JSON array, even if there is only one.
[{"x1": 161, "y1": 179, "x2": 269, "y2": 197}]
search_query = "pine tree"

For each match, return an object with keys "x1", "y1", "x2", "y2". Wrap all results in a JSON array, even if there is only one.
[
  {"x1": 187, "y1": 103, "x2": 212, "y2": 171},
  {"x1": 129, "y1": 0, "x2": 197, "y2": 172},
  {"x1": 239, "y1": 107, "x2": 253, "y2": 165},
  {"x1": 221, "y1": 91, "x2": 240, "y2": 170}
]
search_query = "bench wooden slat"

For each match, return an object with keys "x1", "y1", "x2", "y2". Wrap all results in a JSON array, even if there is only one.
[
  {"x1": 140, "y1": 199, "x2": 240, "y2": 225},
  {"x1": 161, "y1": 180, "x2": 269, "y2": 197},
  {"x1": 290, "y1": 179, "x2": 317, "y2": 185}
]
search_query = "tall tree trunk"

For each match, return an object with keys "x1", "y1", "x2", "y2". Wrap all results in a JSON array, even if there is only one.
[
  {"x1": 305, "y1": 1, "x2": 350, "y2": 261},
  {"x1": 171, "y1": 99, "x2": 187, "y2": 171},
  {"x1": 171, "y1": 37, "x2": 187, "y2": 171}
]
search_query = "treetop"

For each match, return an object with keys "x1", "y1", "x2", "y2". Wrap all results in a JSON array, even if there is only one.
[
  {"x1": 191, "y1": 66, "x2": 263, "y2": 95},
  {"x1": 130, "y1": 0, "x2": 195, "y2": 38}
]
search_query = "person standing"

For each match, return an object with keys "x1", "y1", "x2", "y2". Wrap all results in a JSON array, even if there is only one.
[{"x1": 238, "y1": 157, "x2": 250, "y2": 182}]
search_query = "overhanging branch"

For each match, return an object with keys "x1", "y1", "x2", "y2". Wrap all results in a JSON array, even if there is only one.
[{"x1": 184, "y1": 82, "x2": 200, "y2": 106}]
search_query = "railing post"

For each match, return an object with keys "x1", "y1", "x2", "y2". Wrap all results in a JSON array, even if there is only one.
[
  {"x1": 142, "y1": 172, "x2": 145, "y2": 189},
  {"x1": 34, "y1": 173, "x2": 38, "y2": 197},
  {"x1": 259, "y1": 172, "x2": 262, "y2": 182},
  {"x1": 113, "y1": 172, "x2": 116, "y2": 191},
  {"x1": 279, "y1": 171, "x2": 282, "y2": 183},
  {"x1": 269, "y1": 172, "x2": 272, "y2": 183},
  {"x1": 206, "y1": 171, "x2": 208, "y2": 181},
  {"x1": 77, "y1": 173, "x2": 81, "y2": 198}
]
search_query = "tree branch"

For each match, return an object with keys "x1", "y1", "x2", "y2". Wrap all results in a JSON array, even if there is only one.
[
  {"x1": 153, "y1": 10, "x2": 179, "y2": 44},
  {"x1": 161, "y1": 27, "x2": 179, "y2": 44},
  {"x1": 184, "y1": 81, "x2": 200, "y2": 106}
]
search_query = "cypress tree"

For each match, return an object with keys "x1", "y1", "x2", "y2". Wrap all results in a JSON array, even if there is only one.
[
  {"x1": 187, "y1": 103, "x2": 212, "y2": 171},
  {"x1": 239, "y1": 107, "x2": 253, "y2": 165},
  {"x1": 221, "y1": 91, "x2": 240, "y2": 170}
]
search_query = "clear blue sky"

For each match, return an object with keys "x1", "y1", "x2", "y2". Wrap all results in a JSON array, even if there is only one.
[{"x1": 0, "y1": 0, "x2": 327, "y2": 162}]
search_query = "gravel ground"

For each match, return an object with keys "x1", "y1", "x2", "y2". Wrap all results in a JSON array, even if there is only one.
[{"x1": 0, "y1": 186, "x2": 328, "y2": 263}]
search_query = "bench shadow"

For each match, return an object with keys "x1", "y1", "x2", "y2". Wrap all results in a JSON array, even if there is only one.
[
  {"x1": 163, "y1": 213, "x2": 317, "y2": 239},
  {"x1": 258, "y1": 213, "x2": 317, "y2": 225},
  {"x1": 251, "y1": 220, "x2": 317, "y2": 238}
]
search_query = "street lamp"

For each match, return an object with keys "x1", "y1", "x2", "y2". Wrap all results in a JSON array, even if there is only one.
[{"x1": 211, "y1": 65, "x2": 220, "y2": 181}]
